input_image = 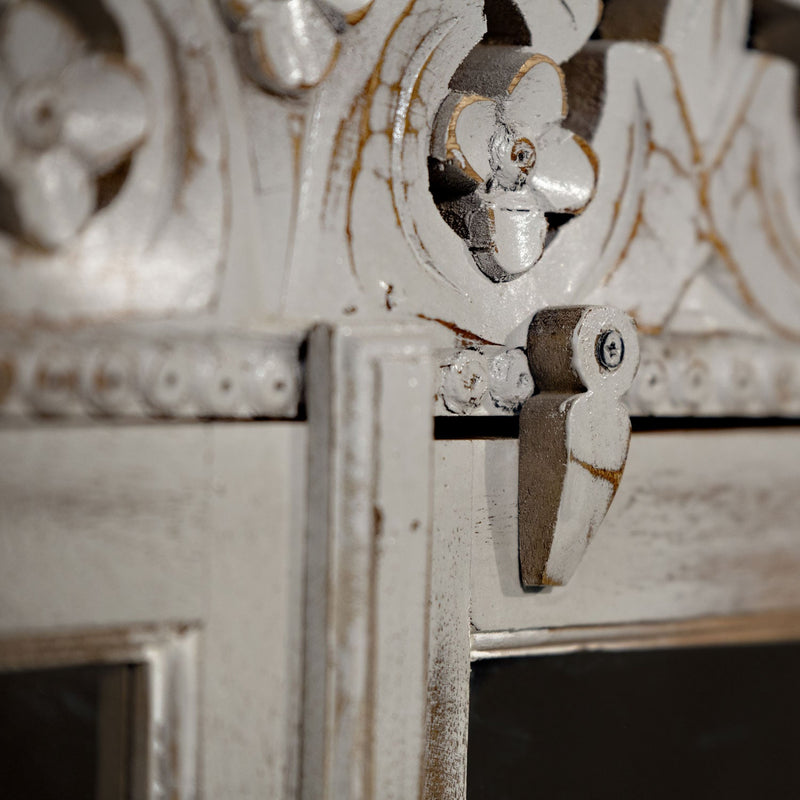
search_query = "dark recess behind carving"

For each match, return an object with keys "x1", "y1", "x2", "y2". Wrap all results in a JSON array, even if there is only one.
[{"x1": 469, "y1": 641, "x2": 800, "y2": 800}]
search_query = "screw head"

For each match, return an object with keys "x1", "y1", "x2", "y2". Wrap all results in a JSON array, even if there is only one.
[{"x1": 596, "y1": 329, "x2": 624, "y2": 370}]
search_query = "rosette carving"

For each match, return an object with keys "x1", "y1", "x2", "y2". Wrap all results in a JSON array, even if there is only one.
[{"x1": 431, "y1": 49, "x2": 596, "y2": 282}]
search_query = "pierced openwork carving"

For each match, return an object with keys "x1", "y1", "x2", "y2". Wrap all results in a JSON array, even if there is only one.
[
  {"x1": 0, "y1": 0, "x2": 147, "y2": 249},
  {"x1": 296, "y1": 0, "x2": 800, "y2": 368},
  {"x1": 431, "y1": 48, "x2": 597, "y2": 282},
  {"x1": 219, "y1": 0, "x2": 373, "y2": 96}
]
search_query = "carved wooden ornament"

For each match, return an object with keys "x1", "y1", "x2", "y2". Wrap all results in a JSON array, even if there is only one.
[
  {"x1": 518, "y1": 305, "x2": 639, "y2": 587},
  {"x1": 0, "y1": 0, "x2": 231, "y2": 323},
  {"x1": 431, "y1": 48, "x2": 597, "y2": 282},
  {"x1": 219, "y1": 0, "x2": 373, "y2": 95}
]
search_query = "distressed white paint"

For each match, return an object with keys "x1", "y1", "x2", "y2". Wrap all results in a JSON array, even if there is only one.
[
  {"x1": 425, "y1": 439, "x2": 473, "y2": 800},
  {"x1": 269, "y1": 0, "x2": 800, "y2": 367},
  {"x1": 0, "y1": 422, "x2": 308, "y2": 798},
  {"x1": 219, "y1": 0, "x2": 373, "y2": 95},
  {"x1": 435, "y1": 334, "x2": 800, "y2": 418},
  {"x1": 0, "y1": 2, "x2": 148, "y2": 248},
  {"x1": 0, "y1": 0, "x2": 231, "y2": 321},
  {"x1": 465, "y1": 429, "x2": 800, "y2": 632},
  {"x1": 0, "y1": 327, "x2": 303, "y2": 419},
  {"x1": 0, "y1": 624, "x2": 201, "y2": 800},
  {"x1": 303, "y1": 323, "x2": 436, "y2": 800},
  {"x1": 0, "y1": 1, "x2": 799, "y2": 799},
  {"x1": 579, "y1": 0, "x2": 800, "y2": 341},
  {"x1": 518, "y1": 306, "x2": 639, "y2": 586},
  {"x1": 431, "y1": 53, "x2": 596, "y2": 281}
]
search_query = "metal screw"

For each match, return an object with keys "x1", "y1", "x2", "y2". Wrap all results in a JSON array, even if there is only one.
[{"x1": 596, "y1": 329, "x2": 624, "y2": 370}]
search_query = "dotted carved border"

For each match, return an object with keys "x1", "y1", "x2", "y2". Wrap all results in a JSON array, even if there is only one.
[
  {"x1": 3, "y1": 329, "x2": 797, "y2": 421},
  {"x1": 0, "y1": 329, "x2": 302, "y2": 420},
  {"x1": 436, "y1": 337, "x2": 800, "y2": 418}
]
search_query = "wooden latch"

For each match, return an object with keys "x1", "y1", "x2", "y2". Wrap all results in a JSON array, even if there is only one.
[{"x1": 518, "y1": 306, "x2": 640, "y2": 587}]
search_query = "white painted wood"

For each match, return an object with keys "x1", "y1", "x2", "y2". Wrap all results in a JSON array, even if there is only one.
[
  {"x1": 466, "y1": 429, "x2": 800, "y2": 632},
  {"x1": 268, "y1": 0, "x2": 800, "y2": 363},
  {"x1": 471, "y1": 610, "x2": 800, "y2": 660},
  {"x1": 0, "y1": 327, "x2": 302, "y2": 419},
  {"x1": 303, "y1": 323, "x2": 436, "y2": 800},
  {"x1": 0, "y1": 424, "x2": 208, "y2": 631},
  {"x1": 518, "y1": 306, "x2": 639, "y2": 586},
  {"x1": 219, "y1": 0, "x2": 373, "y2": 96},
  {"x1": 431, "y1": 50, "x2": 596, "y2": 281},
  {"x1": 203, "y1": 423, "x2": 308, "y2": 800},
  {"x1": 0, "y1": 1, "x2": 799, "y2": 798},
  {"x1": 435, "y1": 335, "x2": 800, "y2": 418},
  {"x1": 0, "y1": 0, "x2": 232, "y2": 322},
  {"x1": 0, "y1": 624, "x2": 200, "y2": 800},
  {"x1": 425, "y1": 439, "x2": 472, "y2": 800},
  {"x1": 0, "y1": 0, "x2": 794, "y2": 407},
  {"x1": 0, "y1": 422, "x2": 307, "y2": 798}
]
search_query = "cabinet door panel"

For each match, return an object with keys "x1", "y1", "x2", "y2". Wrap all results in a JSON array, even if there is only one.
[
  {"x1": 0, "y1": 422, "x2": 307, "y2": 799},
  {"x1": 433, "y1": 429, "x2": 800, "y2": 635}
]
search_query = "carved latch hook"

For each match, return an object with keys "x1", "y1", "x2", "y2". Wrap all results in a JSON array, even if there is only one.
[{"x1": 518, "y1": 306, "x2": 640, "y2": 587}]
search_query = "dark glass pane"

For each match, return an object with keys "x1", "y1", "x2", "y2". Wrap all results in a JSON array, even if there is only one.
[
  {"x1": 0, "y1": 663, "x2": 140, "y2": 800},
  {"x1": 468, "y1": 642, "x2": 800, "y2": 800}
]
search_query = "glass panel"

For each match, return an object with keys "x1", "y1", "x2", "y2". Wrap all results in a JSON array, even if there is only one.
[
  {"x1": 0, "y1": 663, "x2": 143, "y2": 800},
  {"x1": 468, "y1": 642, "x2": 800, "y2": 800}
]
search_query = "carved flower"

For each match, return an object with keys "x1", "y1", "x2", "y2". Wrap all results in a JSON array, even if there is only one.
[
  {"x1": 220, "y1": 0, "x2": 372, "y2": 95},
  {"x1": 0, "y1": 1, "x2": 148, "y2": 249},
  {"x1": 436, "y1": 57, "x2": 596, "y2": 282}
]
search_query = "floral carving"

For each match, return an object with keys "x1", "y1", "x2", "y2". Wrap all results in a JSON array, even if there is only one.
[
  {"x1": 431, "y1": 54, "x2": 597, "y2": 282},
  {"x1": 0, "y1": 1, "x2": 148, "y2": 249},
  {"x1": 219, "y1": 0, "x2": 372, "y2": 96}
]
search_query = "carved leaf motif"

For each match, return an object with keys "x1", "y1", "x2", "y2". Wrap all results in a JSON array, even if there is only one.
[
  {"x1": 14, "y1": 146, "x2": 93, "y2": 249},
  {"x1": 583, "y1": 0, "x2": 800, "y2": 340},
  {"x1": 514, "y1": 0, "x2": 603, "y2": 64}
]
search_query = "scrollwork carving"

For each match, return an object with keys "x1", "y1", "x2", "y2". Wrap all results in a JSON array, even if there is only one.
[
  {"x1": 290, "y1": 0, "x2": 800, "y2": 365},
  {"x1": 572, "y1": 0, "x2": 800, "y2": 341}
]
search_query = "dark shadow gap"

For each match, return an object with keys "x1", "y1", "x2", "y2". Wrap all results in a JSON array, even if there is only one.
[{"x1": 434, "y1": 415, "x2": 800, "y2": 439}]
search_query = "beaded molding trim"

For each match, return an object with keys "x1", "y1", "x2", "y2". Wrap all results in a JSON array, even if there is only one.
[
  {"x1": 436, "y1": 336, "x2": 800, "y2": 418},
  {"x1": 0, "y1": 329, "x2": 302, "y2": 420},
  {"x1": 3, "y1": 330, "x2": 797, "y2": 420}
]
